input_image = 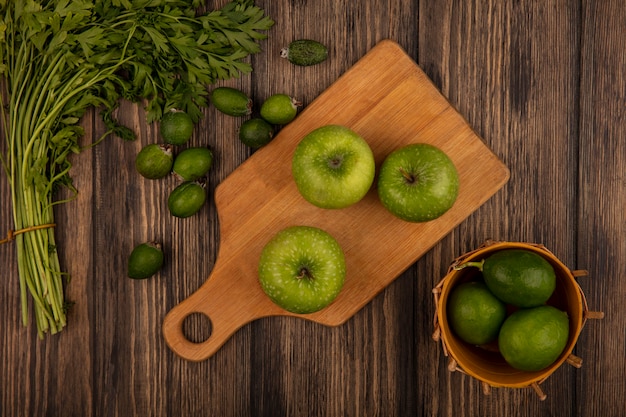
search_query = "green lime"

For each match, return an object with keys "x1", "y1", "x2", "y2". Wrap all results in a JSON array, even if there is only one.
[
  {"x1": 260, "y1": 94, "x2": 301, "y2": 125},
  {"x1": 128, "y1": 242, "x2": 164, "y2": 279},
  {"x1": 478, "y1": 249, "x2": 557, "y2": 308},
  {"x1": 168, "y1": 181, "x2": 207, "y2": 218},
  {"x1": 135, "y1": 144, "x2": 173, "y2": 179},
  {"x1": 172, "y1": 147, "x2": 213, "y2": 181},
  {"x1": 447, "y1": 281, "x2": 507, "y2": 345},
  {"x1": 238, "y1": 118, "x2": 274, "y2": 148},
  {"x1": 210, "y1": 87, "x2": 252, "y2": 117},
  {"x1": 160, "y1": 110, "x2": 194, "y2": 145},
  {"x1": 498, "y1": 305, "x2": 569, "y2": 371}
]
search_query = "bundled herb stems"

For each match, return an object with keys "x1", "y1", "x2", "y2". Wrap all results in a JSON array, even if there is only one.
[{"x1": 0, "y1": 0, "x2": 273, "y2": 337}]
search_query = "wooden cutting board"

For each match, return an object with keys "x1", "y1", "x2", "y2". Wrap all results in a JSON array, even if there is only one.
[{"x1": 162, "y1": 39, "x2": 510, "y2": 361}]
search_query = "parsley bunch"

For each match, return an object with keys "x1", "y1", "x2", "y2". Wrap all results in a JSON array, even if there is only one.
[
  {"x1": 96, "y1": 0, "x2": 274, "y2": 124},
  {"x1": 0, "y1": 0, "x2": 273, "y2": 337}
]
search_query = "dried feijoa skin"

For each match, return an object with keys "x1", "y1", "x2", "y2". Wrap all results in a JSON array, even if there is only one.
[
  {"x1": 135, "y1": 143, "x2": 173, "y2": 179},
  {"x1": 210, "y1": 87, "x2": 253, "y2": 117},
  {"x1": 281, "y1": 39, "x2": 328, "y2": 66},
  {"x1": 260, "y1": 94, "x2": 302, "y2": 125},
  {"x1": 168, "y1": 180, "x2": 207, "y2": 218},
  {"x1": 172, "y1": 147, "x2": 213, "y2": 181},
  {"x1": 128, "y1": 242, "x2": 164, "y2": 279},
  {"x1": 238, "y1": 118, "x2": 275, "y2": 148}
]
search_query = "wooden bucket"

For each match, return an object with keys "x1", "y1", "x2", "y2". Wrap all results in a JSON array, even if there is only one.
[{"x1": 432, "y1": 240, "x2": 604, "y2": 400}]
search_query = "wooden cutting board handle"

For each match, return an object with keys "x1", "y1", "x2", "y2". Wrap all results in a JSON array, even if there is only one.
[{"x1": 161, "y1": 258, "x2": 283, "y2": 361}]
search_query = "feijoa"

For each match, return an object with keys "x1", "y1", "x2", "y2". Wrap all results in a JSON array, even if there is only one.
[
  {"x1": 160, "y1": 109, "x2": 194, "y2": 145},
  {"x1": 238, "y1": 118, "x2": 274, "y2": 148},
  {"x1": 168, "y1": 180, "x2": 207, "y2": 218},
  {"x1": 172, "y1": 147, "x2": 213, "y2": 181},
  {"x1": 128, "y1": 242, "x2": 164, "y2": 279},
  {"x1": 260, "y1": 94, "x2": 301, "y2": 125},
  {"x1": 281, "y1": 39, "x2": 328, "y2": 66},
  {"x1": 210, "y1": 87, "x2": 252, "y2": 117},
  {"x1": 135, "y1": 144, "x2": 173, "y2": 179}
]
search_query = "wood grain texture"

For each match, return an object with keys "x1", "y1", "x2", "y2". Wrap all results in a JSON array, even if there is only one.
[
  {"x1": 576, "y1": 1, "x2": 626, "y2": 414},
  {"x1": 0, "y1": 0, "x2": 622, "y2": 415}
]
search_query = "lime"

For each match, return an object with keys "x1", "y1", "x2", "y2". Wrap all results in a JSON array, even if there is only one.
[
  {"x1": 172, "y1": 147, "x2": 213, "y2": 181},
  {"x1": 482, "y1": 249, "x2": 556, "y2": 308},
  {"x1": 260, "y1": 94, "x2": 301, "y2": 125},
  {"x1": 128, "y1": 242, "x2": 164, "y2": 279},
  {"x1": 160, "y1": 110, "x2": 194, "y2": 145},
  {"x1": 239, "y1": 118, "x2": 274, "y2": 148},
  {"x1": 447, "y1": 281, "x2": 507, "y2": 345},
  {"x1": 498, "y1": 305, "x2": 569, "y2": 371},
  {"x1": 135, "y1": 144, "x2": 173, "y2": 179}
]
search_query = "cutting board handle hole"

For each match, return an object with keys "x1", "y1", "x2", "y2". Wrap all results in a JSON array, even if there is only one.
[{"x1": 181, "y1": 312, "x2": 213, "y2": 344}]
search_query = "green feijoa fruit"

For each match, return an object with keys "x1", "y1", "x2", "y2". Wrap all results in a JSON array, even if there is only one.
[
  {"x1": 135, "y1": 144, "x2": 173, "y2": 179},
  {"x1": 281, "y1": 39, "x2": 328, "y2": 66},
  {"x1": 128, "y1": 242, "x2": 164, "y2": 279},
  {"x1": 160, "y1": 110, "x2": 194, "y2": 145},
  {"x1": 260, "y1": 94, "x2": 301, "y2": 125},
  {"x1": 238, "y1": 118, "x2": 275, "y2": 148},
  {"x1": 172, "y1": 147, "x2": 213, "y2": 181},
  {"x1": 168, "y1": 180, "x2": 207, "y2": 218},
  {"x1": 210, "y1": 87, "x2": 252, "y2": 117}
]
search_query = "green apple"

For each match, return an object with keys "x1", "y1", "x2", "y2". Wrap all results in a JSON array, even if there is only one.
[
  {"x1": 258, "y1": 226, "x2": 346, "y2": 314},
  {"x1": 292, "y1": 125, "x2": 375, "y2": 209},
  {"x1": 377, "y1": 143, "x2": 459, "y2": 222}
]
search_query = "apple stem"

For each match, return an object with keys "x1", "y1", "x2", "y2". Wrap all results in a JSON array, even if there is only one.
[
  {"x1": 399, "y1": 167, "x2": 416, "y2": 184},
  {"x1": 328, "y1": 155, "x2": 344, "y2": 169},
  {"x1": 297, "y1": 267, "x2": 313, "y2": 280},
  {"x1": 453, "y1": 260, "x2": 485, "y2": 271}
]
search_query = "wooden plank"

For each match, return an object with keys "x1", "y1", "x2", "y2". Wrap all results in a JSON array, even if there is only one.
[{"x1": 576, "y1": 0, "x2": 625, "y2": 414}]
